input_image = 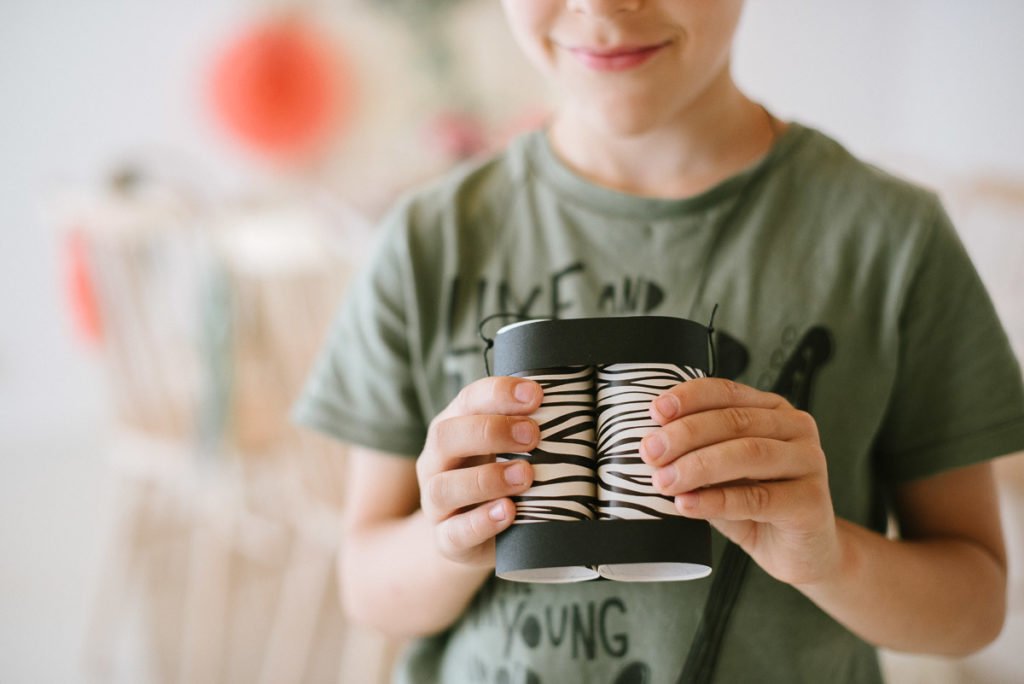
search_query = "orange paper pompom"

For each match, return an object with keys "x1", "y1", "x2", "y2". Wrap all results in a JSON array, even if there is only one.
[{"x1": 209, "y1": 17, "x2": 354, "y2": 162}]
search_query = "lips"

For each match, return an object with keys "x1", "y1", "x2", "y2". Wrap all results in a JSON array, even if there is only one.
[{"x1": 567, "y1": 40, "x2": 671, "y2": 72}]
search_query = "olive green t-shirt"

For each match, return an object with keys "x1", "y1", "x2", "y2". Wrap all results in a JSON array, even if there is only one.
[{"x1": 294, "y1": 123, "x2": 1024, "y2": 683}]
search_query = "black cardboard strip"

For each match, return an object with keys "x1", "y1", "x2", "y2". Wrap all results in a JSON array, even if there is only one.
[
  {"x1": 496, "y1": 518, "x2": 711, "y2": 575},
  {"x1": 493, "y1": 316, "x2": 710, "y2": 377}
]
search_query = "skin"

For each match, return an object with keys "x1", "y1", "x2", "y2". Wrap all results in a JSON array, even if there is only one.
[{"x1": 340, "y1": 0, "x2": 1008, "y2": 656}]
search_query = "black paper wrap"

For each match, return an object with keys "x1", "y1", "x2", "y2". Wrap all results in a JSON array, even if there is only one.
[{"x1": 493, "y1": 316, "x2": 710, "y2": 377}]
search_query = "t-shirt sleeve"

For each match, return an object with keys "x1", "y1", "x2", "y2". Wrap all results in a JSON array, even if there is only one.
[
  {"x1": 291, "y1": 204, "x2": 428, "y2": 457},
  {"x1": 874, "y1": 201, "x2": 1024, "y2": 482}
]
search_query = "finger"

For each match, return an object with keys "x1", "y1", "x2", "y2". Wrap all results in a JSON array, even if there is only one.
[
  {"x1": 435, "y1": 497, "x2": 516, "y2": 563},
  {"x1": 436, "y1": 376, "x2": 543, "y2": 422},
  {"x1": 423, "y1": 461, "x2": 533, "y2": 520},
  {"x1": 674, "y1": 478, "x2": 826, "y2": 523},
  {"x1": 640, "y1": 406, "x2": 811, "y2": 467},
  {"x1": 423, "y1": 414, "x2": 539, "y2": 477},
  {"x1": 652, "y1": 438, "x2": 815, "y2": 495},
  {"x1": 650, "y1": 378, "x2": 790, "y2": 424}
]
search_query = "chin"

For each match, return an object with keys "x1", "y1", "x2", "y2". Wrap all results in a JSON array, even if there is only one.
[
  {"x1": 584, "y1": 103, "x2": 667, "y2": 139},
  {"x1": 563, "y1": 84, "x2": 677, "y2": 139}
]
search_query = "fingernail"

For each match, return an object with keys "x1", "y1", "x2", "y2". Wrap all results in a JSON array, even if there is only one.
[
  {"x1": 654, "y1": 467, "x2": 676, "y2": 491},
  {"x1": 504, "y1": 463, "x2": 527, "y2": 486},
  {"x1": 642, "y1": 433, "x2": 666, "y2": 462},
  {"x1": 677, "y1": 492, "x2": 699, "y2": 511},
  {"x1": 512, "y1": 420, "x2": 535, "y2": 445},
  {"x1": 514, "y1": 381, "x2": 539, "y2": 404},
  {"x1": 489, "y1": 501, "x2": 507, "y2": 521},
  {"x1": 655, "y1": 395, "x2": 679, "y2": 420}
]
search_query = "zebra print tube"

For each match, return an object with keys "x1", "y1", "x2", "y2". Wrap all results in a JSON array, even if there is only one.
[
  {"x1": 502, "y1": 366, "x2": 597, "y2": 523},
  {"x1": 497, "y1": 365, "x2": 599, "y2": 582},
  {"x1": 595, "y1": 363, "x2": 706, "y2": 520},
  {"x1": 595, "y1": 362, "x2": 712, "y2": 581}
]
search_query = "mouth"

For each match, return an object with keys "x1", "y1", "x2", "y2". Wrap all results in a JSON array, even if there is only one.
[{"x1": 566, "y1": 40, "x2": 672, "y2": 72}]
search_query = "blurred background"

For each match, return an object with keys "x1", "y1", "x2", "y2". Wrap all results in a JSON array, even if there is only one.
[{"x1": 1, "y1": 1, "x2": 1022, "y2": 682}]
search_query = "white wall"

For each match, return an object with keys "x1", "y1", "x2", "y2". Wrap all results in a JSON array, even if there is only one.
[{"x1": 735, "y1": 0, "x2": 1024, "y2": 176}]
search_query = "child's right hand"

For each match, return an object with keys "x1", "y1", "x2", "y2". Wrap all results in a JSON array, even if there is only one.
[{"x1": 416, "y1": 376, "x2": 542, "y2": 567}]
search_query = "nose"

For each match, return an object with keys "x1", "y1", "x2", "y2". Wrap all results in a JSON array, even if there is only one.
[{"x1": 567, "y1": 0, "x2": 642, "y2": 15}]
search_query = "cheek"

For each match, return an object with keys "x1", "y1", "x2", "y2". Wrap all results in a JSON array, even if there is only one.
[
  {"x1": 499, "y1": 2, "x2": 557, "y2": 44},
  {"x1": 501, "y1": 0, "x2": 560, "y2": 58},
  {"x1": 679, "y1": 0, "x2": 745, "y2": 61},
  {"x1": 501, "y1": 0, "x2": 551, "y2": 35}
]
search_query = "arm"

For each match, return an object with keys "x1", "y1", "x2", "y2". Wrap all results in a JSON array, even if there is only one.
[
  {"x1": 340, "y1": 448, "x2": 490, "y2": 637},
  {"x1": 797, "y1": 462, "x2": 1007, "y2": 656},
  {"x1": 642, "y1": 378, "x2": 1007, "y2": 656},
  {"x1": 339, "y1": 376, "x2": 542, "y2": 638}
]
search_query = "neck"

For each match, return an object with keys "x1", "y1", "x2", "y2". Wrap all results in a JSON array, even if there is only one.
[{"x1": 547, "y1": 67, "x2": 780, "y2": 198}]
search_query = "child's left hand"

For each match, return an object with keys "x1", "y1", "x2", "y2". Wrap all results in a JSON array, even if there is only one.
[{"x1": 640, "y1": 378, "x2": 841, "y2": 587}]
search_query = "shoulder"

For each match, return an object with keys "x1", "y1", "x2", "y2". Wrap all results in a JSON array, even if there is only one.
[
  {"x1": 785, "y1": 124, "x2": 944, "y2": 229},
  {"x1": 359, "y1": 134, "x2": 537, "y2": 299},
  {"x1": 762, "y1": 124, "x2": 964, "y2": 322},
  {"x1": 383, "y1": 134, "x2": 534, "y2": 247}
]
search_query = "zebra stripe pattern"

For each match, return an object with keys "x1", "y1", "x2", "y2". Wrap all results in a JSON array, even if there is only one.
[
  {"x1": 500, "y1": 366, "x2": 597, "y2": 524},
  {"x1": 595, "y1": 363, "x2": 706, "y2": 520}
]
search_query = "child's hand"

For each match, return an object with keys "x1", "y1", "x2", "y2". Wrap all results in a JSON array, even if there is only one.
[
  {"x1": 416, "y1": 376, "x2": 542, "y2": 567},
  {"x1": 640, "y1": 378, "x2": 841, "y2": 587}
]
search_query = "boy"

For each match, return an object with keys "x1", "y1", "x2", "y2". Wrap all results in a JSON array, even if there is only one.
[{"x1": 294, "y1": 1, "x2": 1024, "y2": 681}]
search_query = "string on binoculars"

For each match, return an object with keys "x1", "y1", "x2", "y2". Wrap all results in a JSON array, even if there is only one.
[{"x1": 477, "y1": 311, "x2": 534, "y2": 377}]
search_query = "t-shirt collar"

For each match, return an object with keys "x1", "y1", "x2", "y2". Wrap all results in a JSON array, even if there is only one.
[{"x1": 524, "y1": 121, "x2": 809, "y2": 221}]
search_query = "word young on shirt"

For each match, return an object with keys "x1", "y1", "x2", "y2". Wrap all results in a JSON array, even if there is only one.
[{"x1": 462, "y1": 582, "x2": 657, "y2": 684}]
